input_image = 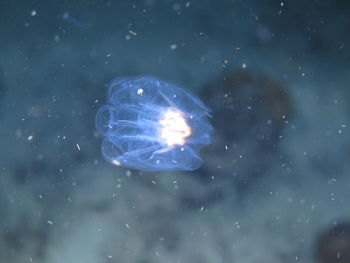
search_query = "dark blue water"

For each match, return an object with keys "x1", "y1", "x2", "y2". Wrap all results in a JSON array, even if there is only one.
[{"x1": 0, "y1": 1, "x2": 349, "y2": 262}]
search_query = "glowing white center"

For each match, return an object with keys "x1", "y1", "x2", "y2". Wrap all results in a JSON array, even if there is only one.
[
  {"x1": 137, "y1": 88, "x2": 144, "y2": 95},
  {"x1": 159, "y1": 108, "x2": 191, "y2": 146}
]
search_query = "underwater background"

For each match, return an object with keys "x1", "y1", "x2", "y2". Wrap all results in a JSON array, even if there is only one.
[{"x1": 1, "y1": 0, "x2": 350, "y2": 262}]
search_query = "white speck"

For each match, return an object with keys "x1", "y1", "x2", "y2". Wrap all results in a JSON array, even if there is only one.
[
  {"x1": 47, "y1": 220, "x2": 53, "y2": 225},
  {"x1": 112, "y1": 160, "x2": 121, "y2": 166},
  {"x1": 76, "y1": 143, "x2": 81, "y2": 151},
  {"x1": 53, "y1": 34, "x2": 60, "y2": 42},
  {"x1": 30, "y1": 10, "x2": 37, "y2": 16},
  {"x1": 172, "y1": 3, "x2": 181, "y2": 11},
  {"x1": 224, "y1": 145, "x2": 228, "y2": 150},
  {"x1": 137, "y1": 88, "x2": 143, "y2": 95},
  {"x1": 27, "y1": 135, "x2": 34, "y2": 141},
  {"x1": 62, "y1": 12, "x2": 69, "y2": 20},
  {"x1": 242, "y1": 63, "x2": 247, "y2": 69},
  {"x1": 128, "y1": 30, "x2": 137, "y2": 36},
  {"x1": 125, "y1": 223, "x2": 130, "y2": 229},
  {"x1": 330, "y1": 192, "x2": 336, "y2": 201},
  {"x1": 170, "y1": 44, "x2": 177, "y2": 50},
  {"x1": 328, "y1": 178, "x2": 337, "y2": 184}
]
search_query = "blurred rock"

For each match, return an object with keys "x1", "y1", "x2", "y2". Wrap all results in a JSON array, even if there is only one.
[
  {"x1": 199, "y1": 69, "x2": 294, "y2": 190},
  {"x1": 315, "y1": 222, "x2": 350, "y2": 263}
]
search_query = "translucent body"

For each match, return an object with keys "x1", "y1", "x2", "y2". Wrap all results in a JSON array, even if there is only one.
[{"x1": 95, "y1": 76, "x2": 213, "y2": 171}]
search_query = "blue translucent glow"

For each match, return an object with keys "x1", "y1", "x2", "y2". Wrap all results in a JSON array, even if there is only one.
[{"x1": 95, "y1": 76, "x2": 213, "y2": 172}]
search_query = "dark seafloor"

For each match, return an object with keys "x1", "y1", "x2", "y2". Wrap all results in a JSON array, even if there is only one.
[{"x1": 1, "y1": 0, "x2": 350, "y2": 262}]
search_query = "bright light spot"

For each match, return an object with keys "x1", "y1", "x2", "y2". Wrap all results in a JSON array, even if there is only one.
[
  {"x1": 159, "y1": 108, "x2": 191, "y2": 146},
  {"x1": 170, "y1": 43, "x2": 177, "y2": 50},
  {"x1": 128, "y1": 30, "x2": 137, "y2": 36},
  {"x1": 137, "y1": 88, "x2": 144, "y2": 95},
  {"x1": 112, "y1": 160, "x2": 121, "y2": 166}
]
